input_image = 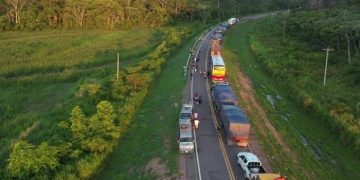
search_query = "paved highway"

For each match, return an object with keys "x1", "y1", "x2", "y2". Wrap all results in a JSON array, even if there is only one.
[
  {"x1": 180, "y1": 26, "x2": 249, "y2": 180},
  {"x1": 180, "y1": 12, "x2": 287, "y2": 180}
]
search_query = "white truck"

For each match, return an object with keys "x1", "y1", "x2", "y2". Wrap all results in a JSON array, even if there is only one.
[
  {"x1": 228, "y1": 17, "x2": 238, "y2": 26},
  {"x1": 178, "y1": 104, "x2": 194, "y2": 153},
  {"x1": 237, "y1": 152, "x2": 266, "y2": 180}
]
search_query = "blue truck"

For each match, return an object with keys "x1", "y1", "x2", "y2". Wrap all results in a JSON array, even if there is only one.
[{"x1": 220, "y1": 105, "x2": 250, "y2": 147}]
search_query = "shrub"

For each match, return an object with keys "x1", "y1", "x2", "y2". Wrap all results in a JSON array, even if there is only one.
[
  {"x1": 77, "y1": 154, "x2": 105, "y2": 179},
  {"x1": 7, "y1": 141, "x2": 59, "y2": 178}
]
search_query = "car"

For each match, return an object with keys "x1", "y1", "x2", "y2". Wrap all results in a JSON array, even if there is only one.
[
  {"x1": 236, "y1": 152, "x2": 266, "y2": 179},
  {"x1": 215, "y1": 29, "x2": 224, "y2": 34}
]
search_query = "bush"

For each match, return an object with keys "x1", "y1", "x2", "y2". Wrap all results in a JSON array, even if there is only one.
[
  {"x1": 77, "y1": 154, "x2": 105, "y2": 179},
  {"x1": 7, "y1": 141, "x2": 59, "y2": 178}
]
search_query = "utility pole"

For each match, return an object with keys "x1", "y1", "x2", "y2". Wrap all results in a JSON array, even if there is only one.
[
  {"x1": 116, "y1": 53, "x2": 120, "y2": 81},
  {"x1": 282, "y1": 20, "x2": 286, "y2": 41},
  {"x1": 217, "y1": 0, "x2": 220, "y2": 22},
  {"x1": 322, "y1": 47, "x2": 333, "y2": 86},
  {"x1": 346, "y1": 33, "x2": 351, "y2": 63}
]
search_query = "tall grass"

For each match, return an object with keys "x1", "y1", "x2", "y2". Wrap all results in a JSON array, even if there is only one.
[
  {"x1": 223, "y1": 19, "x2": 360, "y2": 179},
  {"x1": 0, "y1": 29, "x2": 165, "y2": 77},
  {"x1": 249, "y1": 16, "x2": 360, "y2": 156},
  {"x1": 0, "y1": 28, "x2": 169, "y2": 177},
  {"x1": 95, "y1": 29, "x2": 199, "y2": 180}
]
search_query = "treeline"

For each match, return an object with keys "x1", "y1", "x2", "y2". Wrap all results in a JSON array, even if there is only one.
[
  {"x1": 286, "y1": 7, "x2": 360, "y2": 62},
  {"x1": 5, "y1": 27, "x2": 196, "y2": 178},
  {"x1": 0, "y1": 0, "x2": 310, "y2": 31},
  {"x1": 1, "y1": 0, "x2": 359, "y2": 31},
  {"x1": 0, "y1": 0, "x2": 205, "y2": 30}
]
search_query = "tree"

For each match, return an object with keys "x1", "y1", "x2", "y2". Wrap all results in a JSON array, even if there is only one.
[
  {"x1": 64, "y1": 0, "x2": 89, "y2": 28},
  {"x1": 93, "y1": 101, "x2": 119, "y2": 140},
  {"x1": 96, "y1": 0, "x2": 122, "y2": 29},
  {"x1": 7, "y1": 141, "x2": 59, "y2": 178},
  {"x1": 81, "y1": 101, "x2": 120, "y2": 153},
  {"x1": 126, "y1": 73, "x2": 151, "y2": 91},
  {"x1": 69, "y1": 106, "x2": 87, "y2": 142},
  {"x1": 3, "y1": 0, "x2": 27, "y2": 24},
  {"x1": 112, "y1": 75, "x2": 129, "y2": 101},
  {"x1": 39, "y1": 0, "x2": 65, "y2": 28}
]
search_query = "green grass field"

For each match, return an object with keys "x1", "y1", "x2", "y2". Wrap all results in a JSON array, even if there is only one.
[
  {"x1": 95, "y1": 31, "x2": 197, "y2": 179},
  {"x1": 223, "y1": 20, "x2": 360, "y2": 179},
  {"x1": 0, "y1": 28, "x2": 169, "y2": 177}
]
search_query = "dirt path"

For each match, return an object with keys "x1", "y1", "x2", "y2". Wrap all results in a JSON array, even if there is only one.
[{"x1": 234, "y1": 66, "x2": 300, "y2": 169}]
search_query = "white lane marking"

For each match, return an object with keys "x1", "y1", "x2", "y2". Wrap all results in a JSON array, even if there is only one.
[
  {"x1": 190, "y1": 29, "x2": 213, "y2": 180},
  {"x1": 193, "y1": 128, "x2": 202, "y2": 180}
]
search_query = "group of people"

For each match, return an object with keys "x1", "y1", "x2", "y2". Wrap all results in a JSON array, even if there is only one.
[
  {"x1": 191, "y1": 56, "x2": 200, "y2": 72},
  {"x1": 189, "y1": 49, "x2": 211, "y2": 80},
  {"x1": 190, "y1": 49, "x2": 201, "y2": 72}
]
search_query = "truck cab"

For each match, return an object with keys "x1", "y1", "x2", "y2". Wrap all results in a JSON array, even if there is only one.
[{"x1": 237, "y1": 152, "x2": 266, "y2": 180}]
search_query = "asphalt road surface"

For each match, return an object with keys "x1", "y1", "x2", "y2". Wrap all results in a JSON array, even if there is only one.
[
  {"x1": 180, "y1": 11, "x2": 287, "y2": 179},
  {"x1": 180, "y1": 26, "x2": 250, "y2": 180}
]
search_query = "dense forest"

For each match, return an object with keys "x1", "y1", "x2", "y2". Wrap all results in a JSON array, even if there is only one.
[{"x1": 0, "y1": 0, "x2": 310, "y2": 31}]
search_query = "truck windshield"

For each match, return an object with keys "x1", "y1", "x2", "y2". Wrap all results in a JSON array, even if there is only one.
[
  {"x1": 214, "y1": 65, "x2": 224, "y2": 71},
  {"x1": 179, "y1": 137, "x2": 193, "y2": 142},
  {"x1": 180, "y1": 113, "x2": 192, "y2": 119}
]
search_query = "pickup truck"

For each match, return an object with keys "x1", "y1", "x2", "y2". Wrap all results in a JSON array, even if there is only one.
[{"x1": 237, "y1": 152, "x2": 266, "y2": 180}]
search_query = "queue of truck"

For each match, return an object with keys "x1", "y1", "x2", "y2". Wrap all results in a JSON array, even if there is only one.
[
  {"x1": 210, "y1": 18, "x2": 286, "y2": 180},
  {"x1": 178, "y1": 18, "x2": 286, "y2": 179}
]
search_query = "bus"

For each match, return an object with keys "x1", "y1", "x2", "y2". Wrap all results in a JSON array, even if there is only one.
[{"x1": 210, "y1": 55, "x2": 226, "y2": 82}]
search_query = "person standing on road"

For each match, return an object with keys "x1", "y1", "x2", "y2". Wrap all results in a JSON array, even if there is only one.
[
  {"x1": 194, "y1": 119, "x2": 200, "y2": 130},
  {"x1": 198, "y1": 96, "x2": 202, "y2": 104},
  {"x1": 194, "y1": 92, "x2": 199, "y2": 104},
  {"x1": 193, "y1": 112, "x2": 198, "y2": 119},
  {"x1": 192, "y1": 112, "x2": 198, "y2": 128}
]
